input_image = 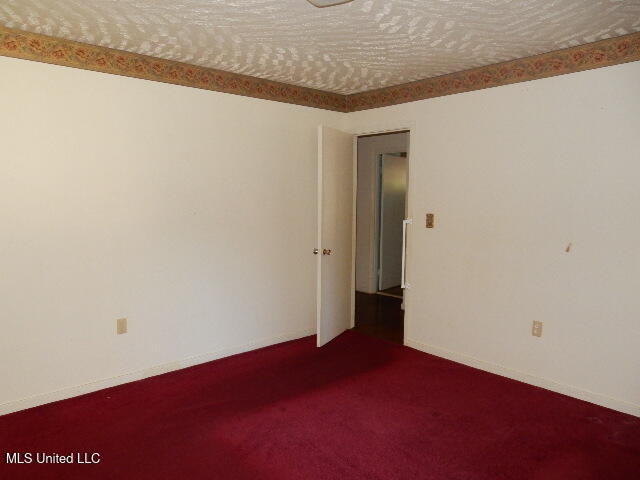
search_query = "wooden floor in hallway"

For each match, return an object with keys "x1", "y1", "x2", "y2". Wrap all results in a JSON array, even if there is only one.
[
  {"x1": 377, "y1": 285, "x2": 403, "y2": 298},
  {"x1": 353, "y1": 291, "x2": 404, "y2": 344}
]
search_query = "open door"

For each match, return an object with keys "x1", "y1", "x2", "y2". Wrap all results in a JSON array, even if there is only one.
[
  {"x1": 378, "y1": 153, "x2": 408, "y2": 291},
  {"x1": 316, "y1": 125, "x2": 354, "y2": 347}
]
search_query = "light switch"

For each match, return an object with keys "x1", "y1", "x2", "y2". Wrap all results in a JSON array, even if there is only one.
[{"x1": 426, "y1": 213, "x2": 434, "y2": 228}]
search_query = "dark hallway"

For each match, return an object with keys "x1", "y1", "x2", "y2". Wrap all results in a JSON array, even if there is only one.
[{"x1": 353, "y1": 292, "x2": 403, "y2": 344}]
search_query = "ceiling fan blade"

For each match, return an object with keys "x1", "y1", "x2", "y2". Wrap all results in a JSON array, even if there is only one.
[{"x1": 306, "y1": 0, "x2": 354, "y2": 7}]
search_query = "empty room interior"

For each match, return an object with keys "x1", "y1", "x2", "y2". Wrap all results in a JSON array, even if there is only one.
[{"x1": 1, "y1": 1, "x2": 639, "y2": 479}]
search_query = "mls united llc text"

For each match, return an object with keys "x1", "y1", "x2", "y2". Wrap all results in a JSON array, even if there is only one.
[{"x1": 5, "y1": 452, "x2": 101, "y2": 464}]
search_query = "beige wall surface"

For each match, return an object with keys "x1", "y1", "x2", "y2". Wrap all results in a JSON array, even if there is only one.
[
  {"x1": 2, "y1": 53, "x2": 639, "y2": 417},
  {"x1": 347, "y1": 61, "x2": 640, "y2": 416},
  {"x1": 0, "y1": 56, "x2": 344, "y2": 413}
]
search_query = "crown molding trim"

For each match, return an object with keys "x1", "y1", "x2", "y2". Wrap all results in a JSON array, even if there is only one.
[
  {"x1": 1, "y1": 25, "x2": 639, "y2": 113},
  {"x1": 347, "y1": 32, "x2": 640, "y2": 111},
  {"x1": 0, "y1": 25, "x2": 347, "y2": 112}
]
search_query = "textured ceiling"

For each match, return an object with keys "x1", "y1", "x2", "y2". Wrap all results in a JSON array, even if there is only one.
[{"x1": 1, "y1": 0, "x2": 640, "y2": 95}]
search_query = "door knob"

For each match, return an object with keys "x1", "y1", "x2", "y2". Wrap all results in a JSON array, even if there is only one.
[
  {"x1": 322, "y1": 249, "x2": 332, "y2": 255},
  {"x1": 313, "y1": 248, "x2": 319, "y2": 255}
]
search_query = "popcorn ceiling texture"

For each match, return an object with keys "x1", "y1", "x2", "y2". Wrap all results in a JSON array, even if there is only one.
[{"x1": 1, "y1": 0, "x2": 640, "y2": 94}]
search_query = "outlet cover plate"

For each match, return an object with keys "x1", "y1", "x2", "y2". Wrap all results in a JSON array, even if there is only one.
[
  {"x1": 117, "y1": 318, "x2": 127, "y2": 335},
  {"x1": 532, "y1": 321, "x2": 543, "y2": 337}
]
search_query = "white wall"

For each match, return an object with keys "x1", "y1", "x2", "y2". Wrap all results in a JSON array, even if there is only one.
[
  {"x1": 355, "y1": 132, "x2": 409, "y2": 293},
  {"x1": 2, "y1": 53, "x2": 639, "y2": 418},
  {"x1": 347, "y1": 61, "x2": 640, "y2": 416},
  {"x1": 0, "y1": 56, "x2": 344, "y2": 414}
]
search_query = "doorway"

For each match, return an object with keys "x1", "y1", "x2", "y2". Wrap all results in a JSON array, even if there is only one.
[{"x1": 353, "y1": 131, "x2": 409, "y2": 344}]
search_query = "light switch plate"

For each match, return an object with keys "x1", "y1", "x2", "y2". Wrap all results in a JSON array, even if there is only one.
[{"x1": 426, "y1": 213, "x2": 434, "y2": 228}]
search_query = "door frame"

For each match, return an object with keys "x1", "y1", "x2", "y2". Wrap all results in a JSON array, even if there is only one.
[{"x1": 351, "y1": 124, "x2": 413, "y2": 344}]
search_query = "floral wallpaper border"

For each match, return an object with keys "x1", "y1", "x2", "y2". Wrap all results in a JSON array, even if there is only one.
[
  {"x1": 0, "y1": 26, "x2": 348, "y2": 112},
  {"x1": 1, "y1": 25, "x2": 639, "y2": 113},
  {"x1": 347, "y1": 32, "x2": 640, "y2": 111}
]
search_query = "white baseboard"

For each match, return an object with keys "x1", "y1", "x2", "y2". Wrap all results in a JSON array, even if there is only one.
[
  {"x1": 405, "y1": 338, "x2": 640, "y2": 418},
  {"x1": 0, "y1": 328, "x2": 315, "y2": 417}
]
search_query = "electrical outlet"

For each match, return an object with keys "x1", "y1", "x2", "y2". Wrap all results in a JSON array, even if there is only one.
[
  {"x1": 532, "y1": 321, "x2": 543, "y2": 337},
  {"x1": 117, "y1": 318, "x2": 127, "y2": 335}
]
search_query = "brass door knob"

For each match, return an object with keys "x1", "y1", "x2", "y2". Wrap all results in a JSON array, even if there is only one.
[{"x1": 313, "y1": 248, "x2": 319, "y2": 255}]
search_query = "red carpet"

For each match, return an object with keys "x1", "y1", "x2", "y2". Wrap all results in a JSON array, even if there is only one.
[{"x1": 1, "y1": 330, "x2": 639, "y2": 479}]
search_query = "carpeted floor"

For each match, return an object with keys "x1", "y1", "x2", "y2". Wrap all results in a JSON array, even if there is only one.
[{"x1": 1, "y1": 330, "x2": 639, "y2": 479}]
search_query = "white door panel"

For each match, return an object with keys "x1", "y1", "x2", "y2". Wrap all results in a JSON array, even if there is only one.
[{"x1": 316, "y1": 126, "x2": 354, "y2": 347}]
